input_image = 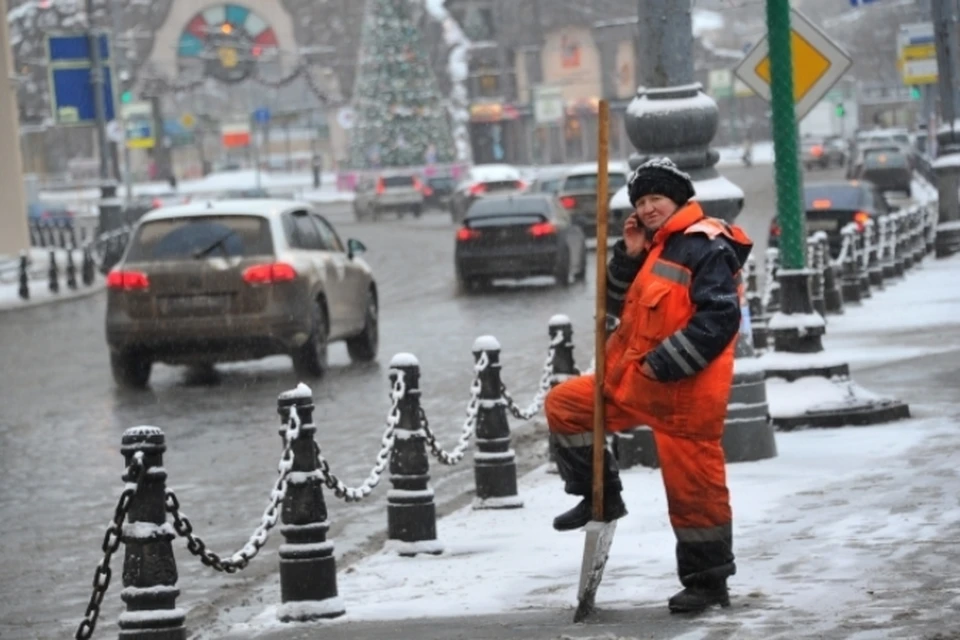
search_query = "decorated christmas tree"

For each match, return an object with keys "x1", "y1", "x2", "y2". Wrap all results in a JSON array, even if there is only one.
[{"x1": 347, "y1": 0, "x2": 457, "y2": 169}]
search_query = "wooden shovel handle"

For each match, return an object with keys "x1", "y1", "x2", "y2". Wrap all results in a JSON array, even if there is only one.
[{"x1": 592, "y1": 101, "x2": 610, "y2": 521}]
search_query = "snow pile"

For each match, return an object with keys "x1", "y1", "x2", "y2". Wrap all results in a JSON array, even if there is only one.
[
  {"x1": 626, "y1": 85, "x2": 717, "y2": 120},
  {"x1": 765, "y1": 376, "x2": 891, "y2": 418},
  {"x1": 425, "y1": 0, "x2": 473, "y2": 164},
  {"x1": 692, "y1": 9, "x2": 724, "y2": 36}
]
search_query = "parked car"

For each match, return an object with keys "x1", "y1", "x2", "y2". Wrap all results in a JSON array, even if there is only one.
[
  {"x1": 768, "y1": 180, "x2": 894, "y2": 257},
  {"x1": 857, "y1": 147, "x2": 912, "y2": 197},
  {"x1": 555, "y1": 162, "x2": 630, "y2": 239},
  {"x1": 453, "y1": 194, "x2": 587, "y2": 292},
  {"x1": 27, "y1": 202, "x2": 75, "y2": 227},
  {"x1": 423, "y1": 175, "x2": 457, "y2": 210},
  {"x1": 105, "y1": 200, "x2": 378, "y2": 388},
  {"x1": 449, "y1": 164, "x2": 527, "y2": 223},
  {"x1": 353, "y1": 173, "x2": 425, "y2": 221}
]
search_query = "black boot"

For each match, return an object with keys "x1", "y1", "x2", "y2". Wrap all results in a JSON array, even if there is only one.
[
  {"x1": 552, "y1": 492, "x2": 627, "y2": 532},
  {"x1": 667, "y1": 582, "x2": 730, "y2": 613}
]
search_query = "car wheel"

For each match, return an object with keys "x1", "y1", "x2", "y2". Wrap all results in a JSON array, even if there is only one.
[
  {"x1": 292, "y1": 300, "x2": 329, "y2": 378},
  {"x1": 575, "y1": 242, "x2": 588, "y2": 283},
  {"x1": 346, "y1": 291, "x2": 378, "y2": 362},
  {"x1": 110, "y1": 348, "x2": 152, "y2": 389}
]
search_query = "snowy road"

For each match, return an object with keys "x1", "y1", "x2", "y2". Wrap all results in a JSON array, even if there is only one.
[{"x1": 0, "y1": 164, "x2": 823, "y2": 639}]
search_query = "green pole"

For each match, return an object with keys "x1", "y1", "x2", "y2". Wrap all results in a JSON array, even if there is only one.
[{"x1": 766, "y1": 0, "x2": 806, "y2": 270}]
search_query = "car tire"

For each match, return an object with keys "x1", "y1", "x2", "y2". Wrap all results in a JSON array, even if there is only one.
[
  {"x1": 110, "y1": 348, "x2": 152, "y2": 389},
  {"x1": 346, "y1": 291, "x2": 378, "y2": 362},
  {"x1": 575, "y1": 242, "x2": 588, "y2": 283},
  {"x1": 293, "y1": 300, "x2": 329, "y2": 378}
]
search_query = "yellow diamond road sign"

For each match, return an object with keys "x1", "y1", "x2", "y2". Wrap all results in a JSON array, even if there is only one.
[{"x1": 734, "y1": 9, "x2": 852, "y2": 121}]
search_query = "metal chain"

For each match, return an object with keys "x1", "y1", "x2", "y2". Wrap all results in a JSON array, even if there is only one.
[
  {"x1": 420, "y1": 351, "x2": 488, "y2": 465},
  {"x1": 164, "y1": 411, "x2": 302, "y2": 573},
  {"x1": 312, "y1": 373, "x2": 405, "y2": 501},
  {"x1": 75, "y1": 452, "x2": 146, "y2": 640},
  {"x1": 502, "y1": 331, "x2": 564, "y2": 421}
]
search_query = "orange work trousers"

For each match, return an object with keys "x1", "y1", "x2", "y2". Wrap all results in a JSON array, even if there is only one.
[{"x1": 545, "y1": 374, "x2": 735, "y2": 586}]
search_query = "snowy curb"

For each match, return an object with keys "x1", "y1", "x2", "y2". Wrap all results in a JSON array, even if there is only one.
[{"x1": 0, "y1": 281, "x2": 105, "y2": 313}]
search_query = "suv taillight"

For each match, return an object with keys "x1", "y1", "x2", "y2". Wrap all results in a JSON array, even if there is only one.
[
  {"x1": 242, "y1": 262, "x2": 297, "y2": 285},
  {"x1": 559, "y1": 196, "x2": 576, "y2": 209},
  {"x1": 376, "y1": 177, "x2": 385, "y2": 195},
  {"x1": 456, "y1": 227, "x2": 481, "y2": 242},
  {"x1": 468, "y1": 183, "x2": 486, "y2": 196},
  {"x1": 529, "y1": 222, "x2": 556, "y2": 237},
  {"x1": 107, "y1": 270, "x2": 150, "y2": 291},
  {"x1": 853, "y1": 211, "x2": 870, "y2": 231}
]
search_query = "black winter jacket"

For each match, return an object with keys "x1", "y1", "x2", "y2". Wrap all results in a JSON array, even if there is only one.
[{"x1": 605, "y1": 231, "x2": 750, "y2": 382}]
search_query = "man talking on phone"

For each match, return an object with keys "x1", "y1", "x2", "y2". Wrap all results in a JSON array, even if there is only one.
[{"x1": 544, "y1": 157, "x2": 753, "y2": 613}]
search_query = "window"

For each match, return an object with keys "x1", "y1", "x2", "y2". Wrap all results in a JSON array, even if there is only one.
[
  {"x1": 382, "y1": 175, "x2": 414, "y2": 188},
  {"x1": 127, "y1": 216, "x2": 272, "y2": 262},
  {"x1": 563, "y1": 172, "x2": 628, "y2": 191},
  {"x1": 312, "y1": 214, "x2": 345, "y2": 252},
  {"x1": 291, "y1": 211, "x2": 324, "y2": 251}
]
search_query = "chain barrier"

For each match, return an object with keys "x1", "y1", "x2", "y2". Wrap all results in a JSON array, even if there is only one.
[
  {"x1": 164, "y1": 411, "x2": 302, "y2": 573},
  {"x1": 420, "y1": 351, "x2": 488, "y2": 465},
  {"x1": 313, "y1": 374, "x2": 406, "y2": 501},
  {"x1": 75, "y1": 452, "x2": 146, "y2": 640},
  {"x1": 502, "y1": 331, "x2": 564, "y2": 421}
]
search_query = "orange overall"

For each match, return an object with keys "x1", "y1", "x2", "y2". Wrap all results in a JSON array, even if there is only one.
[{"x1": 545, "y1": 201, "x2": 751, "y2": 587}]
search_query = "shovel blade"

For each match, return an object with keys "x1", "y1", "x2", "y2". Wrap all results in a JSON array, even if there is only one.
[{"x1": 574, "y1": 520, "x2": 617, "y2": 622}]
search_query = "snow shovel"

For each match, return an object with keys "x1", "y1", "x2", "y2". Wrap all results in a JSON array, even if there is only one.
[{"x1": 574, "y1": 99, "x2": 616, "y2": 623}]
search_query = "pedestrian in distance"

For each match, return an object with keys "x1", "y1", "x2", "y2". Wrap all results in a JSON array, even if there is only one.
[{"x1": 544, "y1": 157, "x2": 753, "y2": 614}]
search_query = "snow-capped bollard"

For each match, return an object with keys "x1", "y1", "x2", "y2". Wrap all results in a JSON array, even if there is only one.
[
  {"x1": 880, "y1": 216, "x2": 897, "y2": 280},
  {"x1": 839, "y1": 225, "x2": 862, "y2": 305},
  {"x1": 48, "y1": 249, "x2": 59, "y2": 294},
  {"x1": 807, "y1": 235, "x2": 826, "y2": 317},
  {"x1": 855, "y1": 227, "x2": 872, "y2": 300},
  {"x1": 471, "y1": 336, "x2": 522, "y2": 510},
  {"x1": 746, "y1": 255, "x2": 768, "y2": 350},
  {"x1": 911, "y1": 208, "x2": 926, "y2": 265},
  {"x1": 17, "y1": 251, "x2": 28, "y2": 301},
  {"x1": 276, "y1": 385, "x2": 345, "y2": 622},
  {"x1": 866, "y1": 220, "x2": 884, "y2": 289},
  {"x1": 546, "y1": 315, "x2": 578, "y2": 472},
  {"x1": 819, "y1": 234, "x2": 844, "y2": 315},
  {"x1": 82, "y1": 245, "x2": 96, "y2": 286},
  {"x1": 386, "y1": 354, "x2": 443, "y2": 556},
  {"x1": 547, "y1": 315, "x2": 579, "y2": 380},
  {"x1": 66, "y1": 249, "x2": 78, "y2": 290},
  {"x1": 118, "y1": 426, "x2": 186, "y2": 640}
]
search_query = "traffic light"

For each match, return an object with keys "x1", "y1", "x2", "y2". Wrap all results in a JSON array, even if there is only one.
[
  {"x1": 835, "y1": 102, "x2": 845, "y2": 117},
  {"x1": 910, "y1": 86, "x2": 922, "y2": 101},
  {"x1": 120, "y1": 91, "x2": 133, "y2": 104}
]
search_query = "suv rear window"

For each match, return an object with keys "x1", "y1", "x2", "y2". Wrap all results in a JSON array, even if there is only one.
[
  {"x1": 126, "y1": 215, "x2": 273, "y2": 262},
  {"x1": 863, "y1": 150, "x2": 908, "y2": 168},
  {"x1": 382, "y1": 176, "x2": 415, "y2": 188},
  {"x1": 563, "y1": 172, "x2": 628, "y2": 191},
  {"x1": 467, "y1": 197, "x2": 552, "y2": 218},
  {"x1": 804, "y1": 185, "x2": 865, "y2": 211}
]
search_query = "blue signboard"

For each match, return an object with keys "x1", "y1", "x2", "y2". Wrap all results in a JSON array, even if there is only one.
[
  {"x1": 253, "y1": 107, "x2": 271, "y2": 125},
  {"x1": 47, "y1": 33, "x2": 116, "y2": 126},
  {"x1": 849, "y1": 0, "x2": 878, "y2": 6}
]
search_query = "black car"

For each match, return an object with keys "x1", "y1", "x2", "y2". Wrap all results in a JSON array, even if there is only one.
[
  {"x1": 454, "y1": 194, "x2": 587, "y2": 292},
  {"x1": 768, "y1": 180, "x2": 894, "y2": 257},
  {"x1": 423, "y1": 175, "x2": 457, "y2": 210},
  {"x1": 857, "y1": 147, "x2": 912, "y2": 197}
]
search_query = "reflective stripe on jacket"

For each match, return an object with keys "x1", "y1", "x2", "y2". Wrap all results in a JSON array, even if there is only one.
[{"x1": 602, "y1": 201, "x2": 753, "y2": 438}]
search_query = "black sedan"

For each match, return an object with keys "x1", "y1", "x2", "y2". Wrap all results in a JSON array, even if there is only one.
[
  {"x1": 454, "y1": 194, "x2": 587, "y2": 292},
  {"x1": 768, "y1": 180, "x2": 894, "y2": 257},
  {"x1": 856, "y1": 147, "x2": 912, "y2": 197}
]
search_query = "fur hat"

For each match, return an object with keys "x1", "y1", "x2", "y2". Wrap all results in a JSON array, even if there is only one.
[{"x1": 627, "y1": 157, "x2": 695, "y2": 207}]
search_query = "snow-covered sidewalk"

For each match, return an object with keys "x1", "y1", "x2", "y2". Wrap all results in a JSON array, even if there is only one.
[{"x1": 211, "y1": 255, "x2": 960, "y2": 639}]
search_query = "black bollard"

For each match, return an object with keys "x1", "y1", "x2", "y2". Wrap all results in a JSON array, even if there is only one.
[
  {"x1": 66, "y1": 249, "x2": 78, "y2": 290},
  {"x1": 764, "y1": 248, "x2": 782, "y2": 315},
  {"x1": 880, "y1": 216, "x2": 897, "y2": 280},
  {"x1": 18, "y1": 251, "x2": 28, "y2": 300},
  {"x1": 546, "y1": 315, "x2": 578, "y2": 472},
  {"x1": 276, "y1": 384, "x2": 345, "y2": 622},
  {"x1": 855, "y1": 227, "x2": 872, "y2": 299},
  {"x1": 386, "y1": 354, "x2": 443, "y2": 556},
  {"x1": 867, "y1": 220, "x2": 885, "y2": 289},
  {"x1": 820, "y1": 234, "x2": 844, "y2": 314},
  {"x1": 48, "y1": 250, "x2": 59, "y2": 294},
  {"x1": 807, "y1": 236, "x2": 826, "y2": 317},
  {"x1": 118, "y1": 426, "x2": 186, "y2": 640},
  {"x1": 82, "y1": 245, "x2": 96, "y2": 286},
  {"x1": 746, "y1": 255, "x2": 769, "y2": 350},
  {"x1": 471, "y1": 336, "x2": 523, "y2": 510},
  {"x1": 57, "y1": 222, "x2": 67, "y2": 249},
  {"x1": 839, "y1": 225, "x2": 862, "y2": 305}
]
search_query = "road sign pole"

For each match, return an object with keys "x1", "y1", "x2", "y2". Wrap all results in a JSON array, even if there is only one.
[
  {"x1": 766, "y1": 0, "x2": 804, "y2": 270},
  {"x1": 765, "y1": 0, "x2": 824, "y2": 353},
  {"x1": 85, "y1": 0, "x2": 109, "y2": 183}
]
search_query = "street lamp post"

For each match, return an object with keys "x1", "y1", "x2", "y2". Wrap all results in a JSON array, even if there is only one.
[{"x1": 85, "y1": 0, "x2": 120, "y2": 232}]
